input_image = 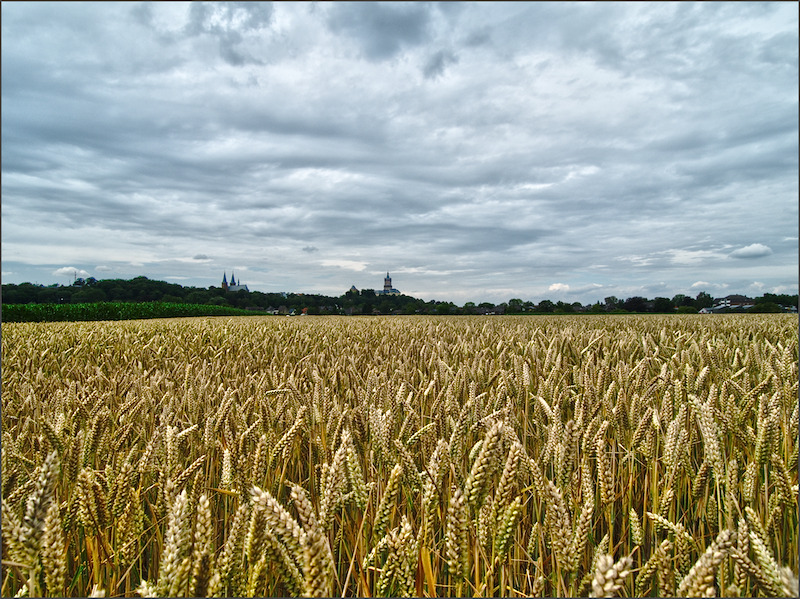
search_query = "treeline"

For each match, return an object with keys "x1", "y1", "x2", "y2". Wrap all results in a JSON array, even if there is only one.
[
  {"x1": 533, "y1": 292, "x2": 798, "y2": 314},
  {"x1": 1, "y1": 276, "x2": 797, "y2": 316},
  {"x1": 0, "y1": 277, "x2": 436, "y2": 315}
]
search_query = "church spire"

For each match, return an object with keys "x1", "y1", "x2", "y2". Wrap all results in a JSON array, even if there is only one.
[{"x1": 222, "y1": 272, "x2": 228, "y2": 291}]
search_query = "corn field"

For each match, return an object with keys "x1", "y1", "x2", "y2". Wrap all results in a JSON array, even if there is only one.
[{"x1": 2, "y1": 314, "x2": 798, "y2": 597}]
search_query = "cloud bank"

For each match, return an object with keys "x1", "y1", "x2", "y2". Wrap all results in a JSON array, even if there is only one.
[
  {"x1": 729, "y1": 243, "x2": 773, "y2": 259},
  {"x1": 2, "y1": 2, "x2": 797, "y2": 302}
]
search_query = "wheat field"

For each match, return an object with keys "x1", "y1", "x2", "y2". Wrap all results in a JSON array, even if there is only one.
[{"x1": 2, "y1": 314, "x2": 797, "y2": 597}]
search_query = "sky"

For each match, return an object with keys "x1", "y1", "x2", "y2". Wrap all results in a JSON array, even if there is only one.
[{"x1": 2, "y1": 1, "x2": 798, "y2": 305}]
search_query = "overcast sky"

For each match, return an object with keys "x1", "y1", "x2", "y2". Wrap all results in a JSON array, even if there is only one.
[{"x1": 2, "y1": 2, "x2": 797, "y2": 304}]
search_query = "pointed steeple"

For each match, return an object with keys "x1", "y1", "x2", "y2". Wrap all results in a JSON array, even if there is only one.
[
  {"x1": 231, "y1": 272, "x2": 236, "y2": 286},
  {"x1": 222, "y1": 272, "x2": 228, "y2": 290}
]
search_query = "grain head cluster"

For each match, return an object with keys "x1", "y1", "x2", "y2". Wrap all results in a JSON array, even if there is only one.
[{"x1": 1, "y1": 314, "x2": 797, "y2": 597}]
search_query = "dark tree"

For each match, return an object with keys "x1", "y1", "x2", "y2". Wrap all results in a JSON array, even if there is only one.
[
  {"x1": 186, "y1": 290, "x2": 211, "y2": 304},
  {"x1": 694, "y1": 292, "x2": 713, "y2": 309},
  {"x1": 750, "y1": 302, "x2": 782, "y2": 313},
  {"x1": 435, "y1": 302, "x2": 455, "y2": 315},
  {"x1": 622, "y1": 296, "x2": 648, "y2": 312},
  {"x1": 653, "y1": 297, "x2": 674, "y2": 313},
  {"x1": 507, "y1": 298, "x2": 524, "y2": 313},
  {"x1": 537, "y1": 300, "x2": 555, "y2": 313},
  {"x1": 555, "y1": 301, "x2": 574, "y2": 313},
  {"x1": 71, "y1": 287, "x2": 107, "y2": 303},
  {"x1": 37, "y1": 287, "x2": 61, "y2": 304},
  {"x1": 672, "y1": 294, "x2": 693, "y2": 307}
]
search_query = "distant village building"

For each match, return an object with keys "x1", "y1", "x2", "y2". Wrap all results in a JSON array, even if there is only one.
[
  {"x1": 701, "y1": 294, "x2": 756, "y2": 313},
  {"x1": 221, "y1": 272, "x2": 249, "y2": 292},
  {"x1": 712, "y1": 294, "x2": 755, "y2": 310},
  {"x1": 347, "y1": 274, "x2": 400, "y2": 296},
  {"x1": 379, "y1": 272, "x2": 400, "y2": 296}
]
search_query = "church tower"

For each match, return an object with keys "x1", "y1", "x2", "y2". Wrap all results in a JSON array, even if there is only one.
[
  {"x1": 384, "y1": 272, "x2": 392, "y2": 294},
  {"x1": 222, "y1": 271, "x2": 249, "y2": 292}
]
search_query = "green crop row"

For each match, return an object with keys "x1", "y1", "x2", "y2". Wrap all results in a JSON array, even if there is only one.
[{"x1": 1, "y1": 301, "x2": 270, "y2": 322}]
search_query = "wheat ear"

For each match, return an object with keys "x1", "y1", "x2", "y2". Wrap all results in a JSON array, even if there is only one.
[
  {"x1": 590, "y1": 553, "x2": 633, "y2": 597},
  {"x1": 677, "y1": 529, "x2": 735, "y2": 597}
]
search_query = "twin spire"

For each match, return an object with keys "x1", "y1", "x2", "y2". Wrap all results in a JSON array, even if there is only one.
[{"x1": 222, "y1": 272, "x2": 246, "y2": 291}]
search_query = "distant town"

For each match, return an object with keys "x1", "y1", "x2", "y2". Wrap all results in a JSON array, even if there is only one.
[{"x1": 1, "y1": 272, "x2": 797, "y2": 316}]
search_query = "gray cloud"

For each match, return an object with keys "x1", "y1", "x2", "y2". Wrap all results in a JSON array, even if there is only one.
[
  {"x1": 182, "y1": 2, "x2": 274, "y2": 65},
  {"x1": 184, "y1": 2, "x2": 274, "y2": 36},
  {"x1": 463, "y1": 28, "x2": 491, "y2": 48},
  {"x1": 1, "y1": 2, "x2": 797, "y2": 303},
  {"x1": 423, "y1": 49, "x2": 459, "y2": 79},
  {"x1": 327, "y1": 2, "x2": 432, "y2": 60},
  {"x1": 729, "y1": 244, "x2": 773, "y2": 259}
]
